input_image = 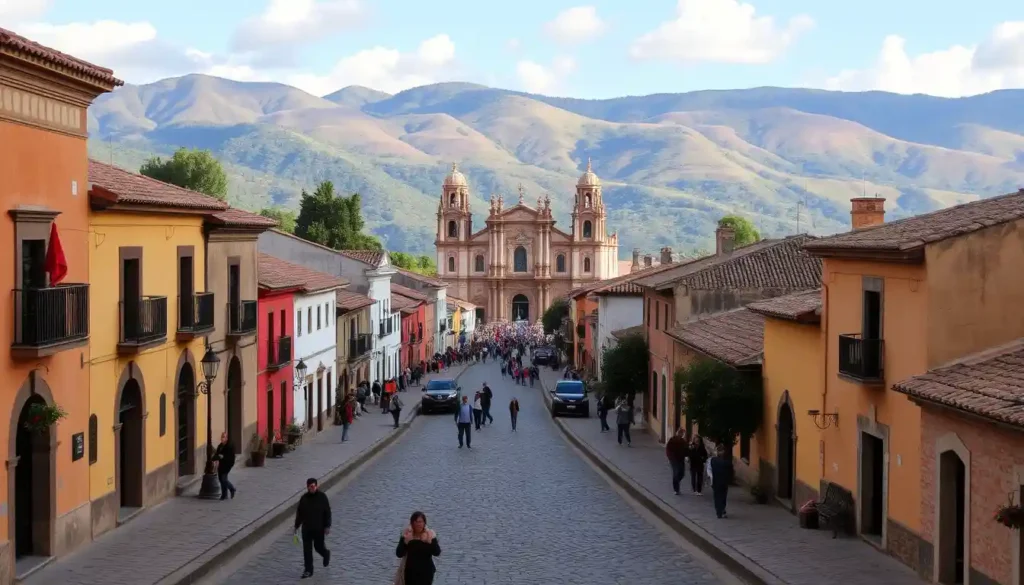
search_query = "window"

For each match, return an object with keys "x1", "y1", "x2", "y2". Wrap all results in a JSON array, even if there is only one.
[
  {"x1": 297, "y1": 309, "x2": 302, "y2": 336},
  {"x1": 585, "y1": 194, "x2": 592, "y2": 208},
  {"x1": 651, "y1": 371, "x2": 658, "y2": 418},
  {"x1": 556, "y1": 254, "x2": 566, "y2": 273},
  {"x1": 280, "y1": 309, "x2": 285, "y2": 337},
  {"x1": 583, "y1": 257, "x2": 591, "y2": 272},
  {"x1": 159, "y1": 393, "x2": 167, "y2": 436},
  {"x1": 317, "y1": 305, "x2": 322, "y2": 330},
  {"x1": 325, "y1": 303, "x2": 330, "y2": 326},
  {"x1": 88, "y1": 414, "x2": 98, "y2": 465},
  {"x1": 646, "y1": 298, "x2": 651, "y2": 326},
  {"x1": 448, "y1": 220, "x2": 458, "y2": 238},
  {"x1": 656, "y1": 303, "x2": 661, "y2": 330},
  {"x1": 583, "y1": 220, "x2": 592, "y2": 238},
  {"x1": 350, "y1": 319, "x2": 356, "y2": 340},
  {"x1": 307, "y1": 307, "x2": 311, "y2": 332},
  {"x1": 474, "y1": 255, "x2": 484, "y2": 272},
  {"x1": 448, "y1": 256, "x2": 456, "y2": 272},
  {"x1": 449, "y1": 193, "x2": 456, "y2": 207},
  {"x1": 513, "y1": 246, "x2": 528, "y2": 272},
  {"x1": 740, "y1": 435, "x2": 751, "y2": 462}
]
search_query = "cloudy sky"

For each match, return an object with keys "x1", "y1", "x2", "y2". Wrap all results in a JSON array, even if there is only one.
[{"x1": 2, "y1": 0, "x2": 1022, "y2": 98}]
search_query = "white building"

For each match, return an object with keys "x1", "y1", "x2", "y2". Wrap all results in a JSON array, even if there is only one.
[
  {"x1": 592, "y1": 281, "x2": 644, "y2": 382},
  {"x1": 392, "y1": 268, "x2": 448, "y2": 358},
  {"x1": 363, "y1": 258, "x2": 401, "y2": 383}
]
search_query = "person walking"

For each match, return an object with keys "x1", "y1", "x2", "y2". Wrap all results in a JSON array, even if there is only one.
[
  {"x1": 389, "y1": 392, "x2": 403, "y2": 429},
  {"x1": 395, "y1": 511, "x2": 441, "y2": 585},
  {"x1": 212, "y1": 431, "x2": 236, "y2": 500},
  {"x1": 293, "y1": 477, "x2": 331, "y2": 579},
  {"x1": 666, "y1": 428, "x2": 689, "y2": 495},
  {"x1": 356, "y1": 383, "x2": 369, "y2": 414},
  {"x1": 710, "y1": 444, "x2": 733, "y2": 518},
  {"x1": 455, "y1": 395, "x2": 473, "y2": 449},
  {"x1": 472, "y1": 391, "x2": 483, "y2": 431},
  {"x1": 509, "y1": 397, "x2": 520, "y2": 431},
  {"x1": 481, "y1": 383, "x2": 494, "y2": 426},
  {"x1": 341, "y1": 394, "x2": 355, "y2": 442},
  {"x1": 615, "y1": 400, "x2": 632, "y2": 446},
  {"x1": 689, "y1": 435, "x2": 708, "y2": 495},
  {"x1": 596, "y1": 396, "x2": 610, "y2": 432},
  {"x1": 372, "y1": 380, "x2": 382, "y2": 405}
]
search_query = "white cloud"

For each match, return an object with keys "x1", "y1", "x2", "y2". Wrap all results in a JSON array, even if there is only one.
[
  {"x1": 516, "y1": 56, "x2": 577, "y2": 94},
  {"x1": 824, "y1": 22, "x2": 1024, "y2": 97},
  {"x1": 286, "y1": 34, "x2": 458, "y2": 95},
  {"x1": 0, "y1": 0, "x2": 51, "y2": 22},
  {"x1": 544, "y1": 6, "x2": 606, "y2": 44},
  {"x1": 232, "y1": 0, "x2": 364, "y2": 51},
  {"x1": 506, "y1": 38, "x2": 521, "y2": 52},
  {"x1": 629, "y1": 0, "x2": 813, "y2": 64}
]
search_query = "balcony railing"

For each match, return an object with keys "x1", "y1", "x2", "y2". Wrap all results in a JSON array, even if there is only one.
[
  {"x1": 838, "y1": 333, "x2": 884, "y2": 383},
  {"x1": 349, "y1": 333, "x2": 372, "y2": 358},
  {"x1": 387, "y1": 318, "x2": 394, "y2": 335},
  {"x1": 379, "y1": 320, "x2": 386, "y2": 337},
  {"x1": 228, "y1": 300, "x2": 257, "y2": 337},
  {"x1": 267, "y1": 335, "x2": 291, "y2": 371},
  {"x1": 177, "y1": 292, "x2": 215, "y2": 340},
  {"x1": 11, "y1": 284, "x2": 89, "y2": 358},
  {"x1": 119, "y1": 296, "x2": 168, "y2": 352}
]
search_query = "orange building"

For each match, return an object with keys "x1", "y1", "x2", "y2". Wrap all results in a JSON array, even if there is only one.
[{"x1": 0, "y1": 28, "x2": 120, "y2": 580}]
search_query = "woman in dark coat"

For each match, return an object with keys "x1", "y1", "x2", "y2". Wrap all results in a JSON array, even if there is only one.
[{"x1": 395, "y1": 511, "x2": 441, "y2": 585}]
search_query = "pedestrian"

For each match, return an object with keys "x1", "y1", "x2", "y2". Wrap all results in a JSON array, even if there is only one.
[
  {"x1": 395, "y1": 511, "x2": 441, "y2": 585},
  {"x1": 357, "y1": 383, "x2": 370, "y2": 414},
  {"x1": 389, "y1": 392, "x2": 403, "y2": 428},
  {"x1": 293, "y1": 477, "x2": 331, "y2": 579},
  {"x1": 689, "y1": 435, "x2": 708, "y2": 495},
  {"x1": 596, "y1": 396, "x2": 610, "y2": 432},
  {"x1": 666, "y1": 428, "x2": 689, "y2": 495},
  {"x1": 341, "y1": 394, "x2": 355, "y2": 442},
  {"x1": 212, "y1": 431, "x2": 236, "y2": 500},
  {"x1": 372, "y1": 380, "x2": 382, "y2": 405},
  {"x1": 455, "y1": 395, "x2": 473, "y2": 449},
  {"x1": 481, "y1": 383, "x2": 494, "y2": 426},
  {"x1": 615, "y1": 400, "x2": 632, "y2": 446},
  {"x1": 472, "y1": 391, "x2": 483, "y2": 431},
  {"x1": 710, "y1": 444, "x2": 733, "y2": 518},
  {"x1": 509, "y1": 397, "x2": 519, "y2": 431}
]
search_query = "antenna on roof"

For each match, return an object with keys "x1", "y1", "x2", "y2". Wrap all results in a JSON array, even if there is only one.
[
  {"x1": 795, "y1": 199, "x2": 805, "y2": 235},
  {"x1": 862, "y1": 172, "x2": 867, "y2": 198}
]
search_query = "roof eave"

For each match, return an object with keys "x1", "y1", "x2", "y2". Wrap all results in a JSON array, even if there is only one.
[
  {"x1": 899, "y1": 392, "x2": 1024, "y2": 434},
  {"x1": 803, "y1": 245, "x2": 924, "y2": 264}
]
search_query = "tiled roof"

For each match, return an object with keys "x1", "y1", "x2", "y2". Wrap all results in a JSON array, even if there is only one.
[
  {"x1": 892, "y1": 339, "x2": 1024, "y2": 427},
  {"x1": 336, "y1": 289, "x2": 375, "y2": 312},
  {"x1": 805, "y1": 190, "x2": 1024, "y2": 254},
  {"x1": 392, "y1": 294, "x2": 420, "y2": 312},
  {"x1": 448, "y1": 295, "x2": 476, "y2": 309},
  {"x1": 0, "y1": 27, "x2": 122, "y2": 87},
  {"x1": 636, "y1": 236, "x2": 821, "y2": 292},
  {"x1": 391, "y1": 283, "x2": 429, "y2": 302},
  {"x1": 258, "y1": 253, "x2": 348, "y2": 293},
  {"x1": 572, "y1": 262, "x2": 683, "y2": 299},
  {"x1": 89, "y1": 160, "x2": 228, "y2": 212},
  {"x1": 208, "y1": 207, "x2": 279, "y2": 229},
  {"x1": 338, "y1": 249, "x2": 386, "y2": 266},
  {"x1": 611, "y1": 325, "x2": 645, "y2": 339},
  {"x1": 746, "y1": 289, "x2": 822, "y2": 323},
  {"x1": 667, "y1": 308, "x2": 765, "y2": 367},
  {"x1": 395, "y1": 268, "x2": 446, "y2": 288}
]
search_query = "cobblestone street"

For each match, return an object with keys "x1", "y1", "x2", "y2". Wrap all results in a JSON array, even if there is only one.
[{"x1": 216, "y1": 361, "x2": 729, "y2": 585}]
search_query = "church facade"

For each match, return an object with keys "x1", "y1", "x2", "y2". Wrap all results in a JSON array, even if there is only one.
[{"x1": 435, "y1": 161, "x2": 619, "y2": 323}]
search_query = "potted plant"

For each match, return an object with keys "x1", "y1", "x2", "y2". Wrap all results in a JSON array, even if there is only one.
[
  {"x1": 286, "y1": 423, "x2": 303, "y2": 447},
  {"x1": 996, "y1": 503, "x2": 1024, "y2": 529},
  {"x1": 269, "y1": 430, "x2": 287, "y2": 458},
  {"x1": 247, "y1": 433, "x2": 267, "y2": 467},
  {"x1": 23, "y1": 403, "x2": 67, "y2": 433},
  {"x1": 750, "y1": 484, "x2": 769, "y2": 505}
]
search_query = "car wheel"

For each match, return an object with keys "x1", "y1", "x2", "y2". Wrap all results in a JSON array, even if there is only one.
[{"x1": 583, "y1": 408, "x2": 590, "y2": 418}]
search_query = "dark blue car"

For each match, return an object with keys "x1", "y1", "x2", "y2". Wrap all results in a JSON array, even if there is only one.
[
  {"x1": 421, "y1": 379, "x2": 461, "y2": 414},
  {"x1": 550, "y1": 380, "x2": 589, "y2": 418}
]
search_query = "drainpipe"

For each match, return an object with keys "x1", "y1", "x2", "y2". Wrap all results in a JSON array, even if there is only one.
[{"x1": 820, "y1": 282, "x2": 829, "y2": 481}]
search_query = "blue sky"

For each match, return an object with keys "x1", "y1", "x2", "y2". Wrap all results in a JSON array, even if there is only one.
[{"x1": 4, "y1": 0, "x2": 1022, "y2": 98}]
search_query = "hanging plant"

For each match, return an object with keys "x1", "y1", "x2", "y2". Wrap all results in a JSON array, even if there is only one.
[
  {"x1": 996, "y1": 504, "x2": 1024, "y2": 529},
  {"x1": 23, "y1": 403, "x2": 67, "y2": 433}
]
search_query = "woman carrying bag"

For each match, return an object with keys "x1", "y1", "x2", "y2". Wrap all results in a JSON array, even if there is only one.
[{"x1": 395, "y1": 511, "x2": 441, "y2": 585}]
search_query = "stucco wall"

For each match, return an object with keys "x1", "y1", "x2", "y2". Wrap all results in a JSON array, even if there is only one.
[
  {"x1": 595, "y1": 295, "x2": 642, "y2": 381},
  {"x1": 294, "y1": 290, "x2": 337, "y2": 426},
  {"x1": 675, "y1": 287, "x2": 802, "y2": 325},
  {"x1": 257, "y1": 290, "x2": 294, "y2": 438},
  {"x1": 257, "y1": 231, "x2": 369, "y2": 291}
]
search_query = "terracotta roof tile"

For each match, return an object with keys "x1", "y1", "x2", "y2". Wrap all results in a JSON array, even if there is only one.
[
  {"x1": 258, "y1": 253, "x2": 348, "y2": 293},
  {"x1": 747, "y1": 289, "x2": 822, "y2": 323},
  {"x1": 893, "y1": 339, "x2": 1024, "y2": 427},
  {"x1": 668, "y1": 308, "x2": 765, "y2": 367},
  {"x1": 336, "y1": 289, "x2": 375, "y2": 312},
  {"x1": 448, "y1": 295, "x2": 476, "y2": 309},
  {"x1": 338, "y1": 249, "x2": 386, "y2": 266},
  {"x1": 611, "y1": 325, "x2": 644, "y2": 339},
  {"x1": 0, "y1": 27, "x2": 122, "y2": 87},
  {"x1": 805, "y1": 190, "x2": 1024, "y2": 254},
  {"x1": 208, "y1": 207, "x2": 278, "y2": 229},
  {"x1": 89, "y1": 160, "x2": 228, "y2": 212},
  {"x1": 572, "y1": 262, "x2": 685, "y2": 298},
  {"x1": 391, "y1": 283, "x2": 429, "y2": 302},
  {"x1": 397, "y1": 268, "x2": 446, "y2": 287},
  {"x1": 392, "y1": 294, "x2": 420, "y2": 312}
]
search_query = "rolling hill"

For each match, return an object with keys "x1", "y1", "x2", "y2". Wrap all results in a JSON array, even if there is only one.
[{"x1": 85, "y1": 75, "x2": 1024, "y2": 256}]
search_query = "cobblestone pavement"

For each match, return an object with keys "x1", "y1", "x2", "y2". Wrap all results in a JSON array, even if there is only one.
[
  {"x1": 217, "y1": 361, "x2": 727, "y2": 585},
  {"x1": 537, "y1": 367, "x2": 920, "y2": 585},
  {"x1": 26, "y1": 365, "x2": 467, "y2": 585}
]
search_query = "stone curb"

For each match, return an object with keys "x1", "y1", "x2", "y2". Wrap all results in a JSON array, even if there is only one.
[
  {"x1": 155, "y1": 365, "x2": 470, "y2": 585},
  {"x1": 540, "y1": 376, "x2": 785, "y2": 585}
]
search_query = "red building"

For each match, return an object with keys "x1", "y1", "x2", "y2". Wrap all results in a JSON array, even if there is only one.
[
  {"x1": 255, "y1": 258, "x2": 300, "y2": 440},
  {"x1": 393, "y1": 284, "x2": 428, "y2": 371}
]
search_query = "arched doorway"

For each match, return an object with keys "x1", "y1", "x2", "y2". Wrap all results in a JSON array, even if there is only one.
[
  {"x1": 776, "y1": 394, "x2": 796, "y2": 501},
  {"x1": 176, "y1": 362, "x2": 196, "y2": 477},
  {"x1": 226, "y1": 357, "x2": 242, "y2": 453},
  {"x1": 118, "y1": 379, "x2": 144, "y2": 511},
  {"x1": 511, "y1": 294, "x2": 529, "y2": 321},
  {"x1": 938, "y1": 449, "x2": 967, "y2": 584},
  {"x1": 13, "y1": 394, "x2": 53, "y2": 560}
]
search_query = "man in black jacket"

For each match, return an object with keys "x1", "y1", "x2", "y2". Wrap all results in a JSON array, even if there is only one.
[
  {"x1": 480, "y1": 383, "x2": 494, "y2": 426},
  {"x1": 294, "y1": 477, "x2": 331, "y2": 579}
]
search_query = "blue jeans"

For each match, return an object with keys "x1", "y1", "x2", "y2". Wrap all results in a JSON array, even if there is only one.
[
  {"x1": 713, "y1": 486, "x2": 729, "y2": 517},
  {"x1": 341, "y1": 421, "x2": 350, "y2": 441},
  {"x1": 670, "y1": 461, "x2": 686, "y2": 493},
  {"x1": 218, "y1": 470, "x2": 235, "y2": 499}
]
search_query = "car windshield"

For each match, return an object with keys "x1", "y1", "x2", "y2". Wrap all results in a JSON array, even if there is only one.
[
  {"x1": 426, "y1": 381, "x2": 455, "y2": 392},
  {"x1": 555, "y1": 382, "x2": 585, "y2": 395}
]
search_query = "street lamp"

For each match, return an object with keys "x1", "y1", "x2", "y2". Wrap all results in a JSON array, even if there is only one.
[
  {"x1": 196, "y1": 346, "x2": 221, "y2": 500},
  {"x1": 295, "y1": 358, "x2": 308, "y2": 386}
]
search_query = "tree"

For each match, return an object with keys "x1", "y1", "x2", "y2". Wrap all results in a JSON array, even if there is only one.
[
  {"x1": 259, "y1": 207, "x2": 297, "y2": 233},
  {"x1": 294, "y1": 181, "x2": 383, "y2": 250},
  {"x1": 718, "y1": 215, "x2": 760, "y2": 247},
  {"x1": 391, "y1": 251, "x2": 437, "y2": 276},
  {"x1": 541, "y1": 298, "x2": 570, "y2": 335},
  {"x1": 677, "y1": 359, "x2": 762, "y2": 449},
  {"x1": 140, "y1": 148, "x2": 228, "y2": 200},
  {"x1": 600, "y1": 333, "x2": 649, "y2": 401}
]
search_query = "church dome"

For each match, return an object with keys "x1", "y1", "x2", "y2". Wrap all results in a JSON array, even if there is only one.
[
  {"x1": 577, "y1": 158, "x2": 600, "y2": 187},
  {"x1": 444, "y1": 162, "x2": 468, "y2": 187}
]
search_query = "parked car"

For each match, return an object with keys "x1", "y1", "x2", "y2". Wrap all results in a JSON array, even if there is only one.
[
  {"x1": 421, "y1": 379, "x2": 461, "y2": 414},
  {"x1": 532, "y1": 345, "x2": 556, "y2": 365},
  {"x1": 550, "y1": 380, "x2": 589, "y2": 417}
]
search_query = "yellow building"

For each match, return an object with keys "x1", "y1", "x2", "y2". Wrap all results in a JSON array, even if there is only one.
[
  {"x1": 86, "y1": 161, "x2": 227, "y2": 536},
  {"x1": 335, "y1": 290, "x2": 375, "y2": 393}
]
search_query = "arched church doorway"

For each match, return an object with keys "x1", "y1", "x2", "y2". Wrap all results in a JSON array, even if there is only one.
[
  {"x1": 937, "y1": 450, "x2": 967, "y2": 584},
  {"x1": 776, "y1": 396, "x2": 795, "y2": 501},
  {"x1": 118, "y1": 379, "x2": 144, "y2": 511},
  {"x1": 13, "y1": 394, "x2": 53, "y2": 559},
  {"x1": 511, "y1": 294, "x2": 529, "y2": 321},
  {"x1": 176, "y1": 362, "x2": 196, "y2": 477},
  {"x1": 226, "y1": 357, "x2": 242, "y2": 453}
]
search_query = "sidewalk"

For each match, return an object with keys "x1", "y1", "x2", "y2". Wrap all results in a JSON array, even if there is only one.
[
  {"x1": 26, "y1": 364, "x2": 469, "y2": 585},
  {"x1": 538, "y1": 367, "x2": 920, "y2": 585}
]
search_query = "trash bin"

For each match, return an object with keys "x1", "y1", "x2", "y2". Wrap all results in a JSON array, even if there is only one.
[{"x1": 799, "y1": 505, "x2": 819, "y2": 529}]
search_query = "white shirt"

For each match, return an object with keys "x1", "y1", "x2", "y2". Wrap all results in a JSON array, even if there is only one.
[{"x1": 473, "y1": 396, "x2": 482, "y2": 409}]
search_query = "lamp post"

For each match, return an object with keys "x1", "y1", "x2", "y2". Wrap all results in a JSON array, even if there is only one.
[{"x1": 196, "y1": 346, "x2": 221, "y2": 500}]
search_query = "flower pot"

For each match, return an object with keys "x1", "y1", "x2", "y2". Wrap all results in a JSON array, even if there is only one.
[
  {"x1": 799, "y1": 508, "x2": 819, "y2": 529},
  {"x1": 270, "y1": 442, "x2": 287, "y2": 458},
  {"x1": 249, "y1": 452, "x2": 266, "y2": 467},
  {"x1": 287, "y1": 432, "x2": 302, "y2": 446}
]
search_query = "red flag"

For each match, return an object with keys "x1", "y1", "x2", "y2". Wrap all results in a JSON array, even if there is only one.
[{"x1": 44, "y1": 223, "x2": 68, "y2": 285}]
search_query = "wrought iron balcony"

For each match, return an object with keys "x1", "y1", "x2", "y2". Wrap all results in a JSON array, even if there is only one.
[
  {"x1": 838, "y1": 333, "x2": 884, "y2": 384},
  {"x1": 267, "y1": 335, "x2": 291, "y2": 371},
  {"x1": 387, "y1": 318, "x2": 394, "y2": 335},
  {"x1": 11, "y1": 284, "x2": 89, "y2": 359},
  {"x1": 349, "y1": 333, "x2": 372, "y2": 358},
  {"x1": 118, "y1": 296, "x2": 168, "y2": 353},
  {"x1": 176, "y1": 292, "x2": 215, "y2": 341},
  {"x1": 228, "y1": 300, "x2": 257, "y2": 338},
  {"x1": 379, "y1": 320, "x2": 386, "y2": 337}
]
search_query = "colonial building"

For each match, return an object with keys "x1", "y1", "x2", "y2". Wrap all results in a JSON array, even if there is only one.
[
  {"x1": 335, "y1": 289, "x2": 374, "y2": 396},
  {"x1": 435, "y1": 161, "x2": 619, "y2": 323},
  {"x1": 392, "y1": 268, "x2": 447, "y2": 357}
]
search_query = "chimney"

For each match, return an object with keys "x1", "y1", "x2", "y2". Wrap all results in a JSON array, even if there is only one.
[
  {"x1": 631, "y1": 248, "x2": 640, "y2": 272},
  {"x1": 715, "y1": 224, "x2": 735, "y2": 255},
  {"x1": 850, "y1": 197, "x2": 886, "y2": 229},
  {"x1": 644, "y1": 254, "x2": 653, "y2": 267},
  {"x1": 660, "y1": 246, "x2": 673, "y2": 265}
]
